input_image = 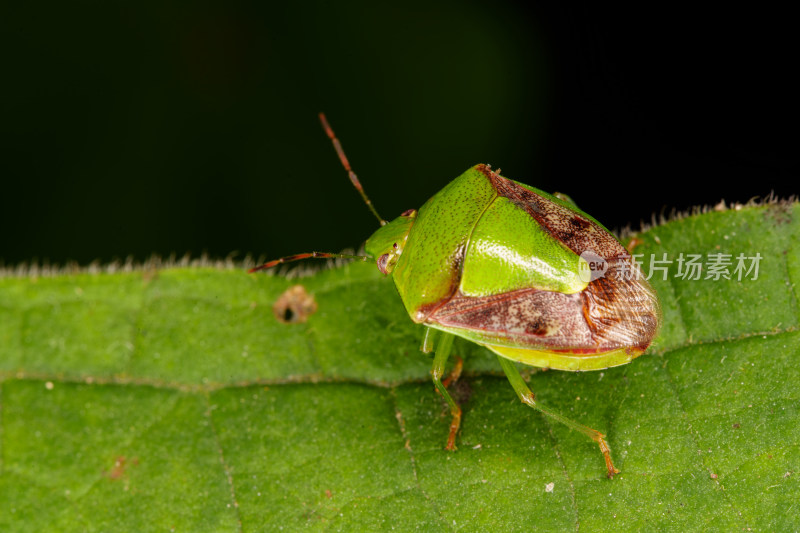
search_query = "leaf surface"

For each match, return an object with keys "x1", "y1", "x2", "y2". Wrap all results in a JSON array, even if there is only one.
[{"x1": 1, "y1": 202, "x2": 799, "y2": 531}]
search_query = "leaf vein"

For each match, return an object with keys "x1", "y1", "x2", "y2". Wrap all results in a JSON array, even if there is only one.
[
  {"x1": 204, "y1": 393, "x2": 243, "y2": 532},
  {"x1": 388, "y1": 387, "x2": 450, "y2": 531}
]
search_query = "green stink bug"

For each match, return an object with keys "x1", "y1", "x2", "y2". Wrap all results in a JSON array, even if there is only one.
[{"x1": 251, "y1": 114, "x2": 661, "y2": 478}]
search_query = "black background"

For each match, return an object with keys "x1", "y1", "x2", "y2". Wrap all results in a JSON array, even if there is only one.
[{"x1": 2, "y1": 3, "x2": 796, "y2": 266}]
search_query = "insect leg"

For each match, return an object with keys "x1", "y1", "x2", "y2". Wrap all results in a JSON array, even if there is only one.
[
  {"x1": 420, "y1": 327, "x2": 438, "y2": 354},
  {"x1": 441, "y1": 355, "x2": 463, "y2": 388},
  {"x1": 430, "y1": 332, "x2": 462, "y2": 451},
  {"x1": 496, "y1": 356, "x2": 621, "y2": 478}
]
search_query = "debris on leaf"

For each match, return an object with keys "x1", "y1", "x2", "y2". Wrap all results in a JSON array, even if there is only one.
[{"x1": 273, "y1": 285, "x2": 317, "y2": 324}]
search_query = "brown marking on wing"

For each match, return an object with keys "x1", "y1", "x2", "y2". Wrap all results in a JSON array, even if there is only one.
[
  {"x1": 581, "y1": 257, "x2": 660, "y2": 349},
  {"x1": 429, "y1": 286, "x2": 594, "y2": 350},
  {"x1": 570, "y1": 217, "x2": 592, "y2": 230},
  {"x1": 427, "y1": 256, "x2": 660, "y2": 353},
  {"x1": 474, "y1": 164, "x2": 626, "y2": 260}
]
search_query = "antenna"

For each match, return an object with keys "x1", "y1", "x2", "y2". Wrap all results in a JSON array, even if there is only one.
[
  {"x1": 249, "y1": 113, "x2": 384, "y2": 274},
  {"x1": 248, "y1": 252, "x2": 370, "y2": 274},
  {"x1": 319, "y1": 113, "x2": 387, "y2": 226}
]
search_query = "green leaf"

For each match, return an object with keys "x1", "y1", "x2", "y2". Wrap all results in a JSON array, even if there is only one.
[{"x1": 1, "y1": 202, "x2": 798, "y2": 531}]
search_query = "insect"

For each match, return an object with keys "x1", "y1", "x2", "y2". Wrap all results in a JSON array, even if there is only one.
[{"x1": 250, "y1": 114, "x2": 661, "y2": 478}]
